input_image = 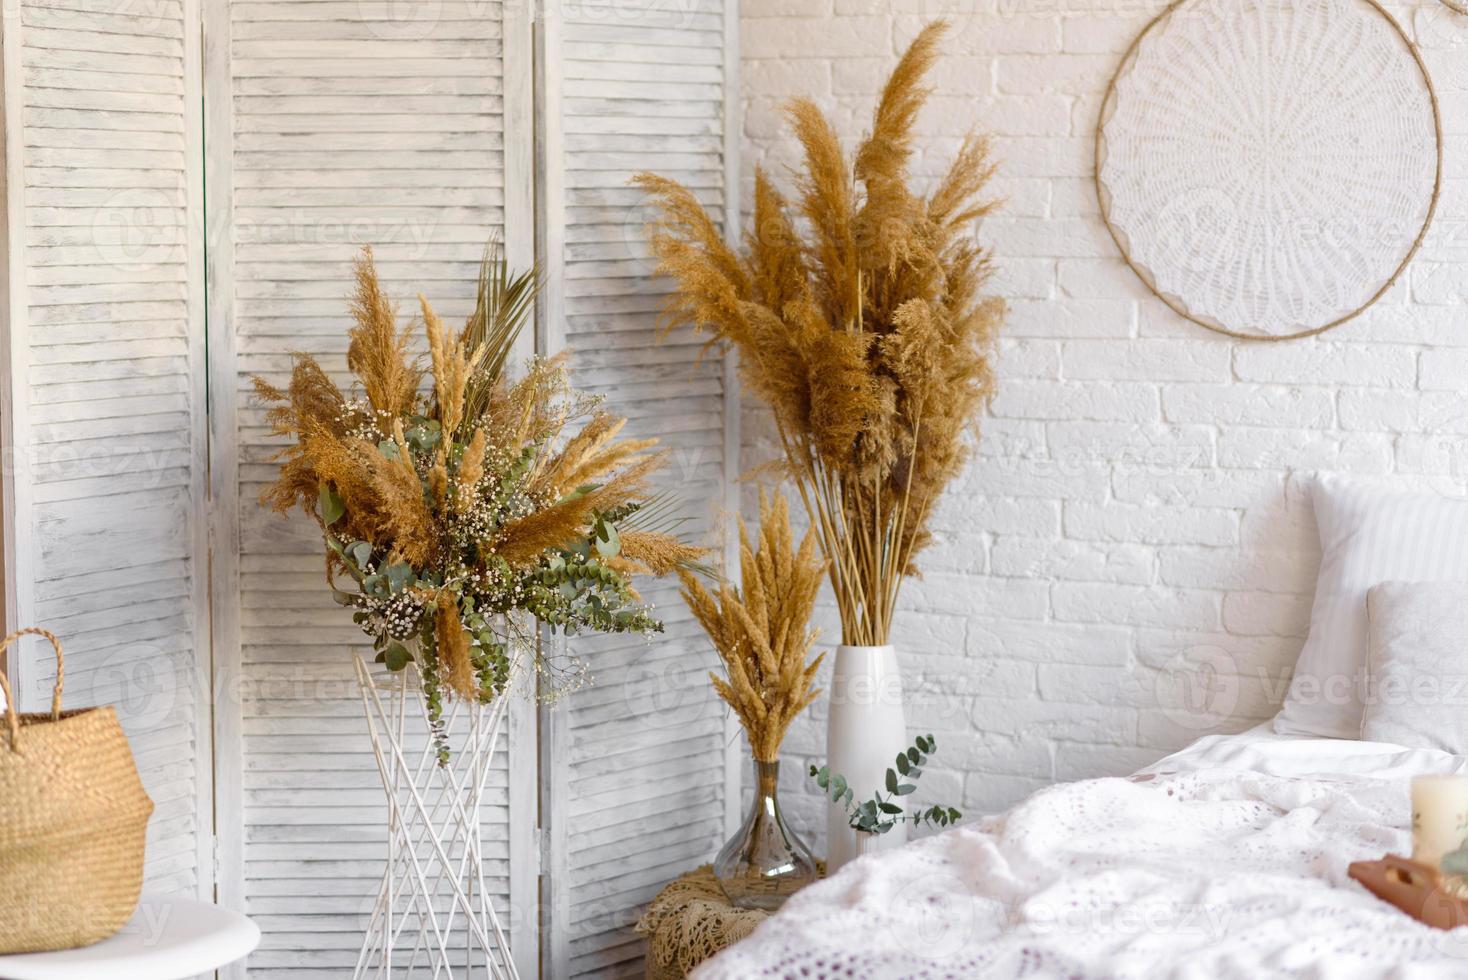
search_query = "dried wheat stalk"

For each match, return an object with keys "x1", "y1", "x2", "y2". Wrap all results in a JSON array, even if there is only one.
[{"x1": 680, "y1": 491, "x2": 826, "y2": 763}]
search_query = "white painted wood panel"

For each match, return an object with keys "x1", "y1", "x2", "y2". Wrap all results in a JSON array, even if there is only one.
[
  {"x1": 1, "y1": 0, "x2": 737, "y2": 969},
  {"x1": 540, "y1": 1, "x2": 739, "y2": 975},
  {"x1": 207, "y1": 0, "x2": 537, "y2": 974},
  {"x1": 1, "y1": 0, "x2": 211, "y2": 899}
]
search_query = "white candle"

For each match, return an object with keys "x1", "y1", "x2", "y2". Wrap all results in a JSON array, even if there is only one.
[{"x1": 1412, "y1": 775, "x2": 1468, "y2": 868}]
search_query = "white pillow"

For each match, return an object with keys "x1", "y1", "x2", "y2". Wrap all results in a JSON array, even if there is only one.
[
  {"x1": 1361, "y1": 581, "x2": 1468, "y2": 752},
  {"x1": 1274, "y1": 474, "x2": 1468, "y2": 739}
]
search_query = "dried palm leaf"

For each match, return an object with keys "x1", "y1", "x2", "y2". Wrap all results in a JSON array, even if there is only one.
[{"x1": 461, "y1": 240, "x2": 542, "y2": 425}]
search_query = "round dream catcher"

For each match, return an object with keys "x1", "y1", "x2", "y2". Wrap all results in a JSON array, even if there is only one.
[{"x1": 1095, "y1": 0, "x2": 1441, "y2": 340}]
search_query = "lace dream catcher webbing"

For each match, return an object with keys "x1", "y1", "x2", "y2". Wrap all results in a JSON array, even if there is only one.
[{"x1": 1095, "y1": 0, "x2": 1441, "y2": 341}]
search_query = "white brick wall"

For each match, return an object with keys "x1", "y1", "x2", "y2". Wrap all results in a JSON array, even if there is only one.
[{"x1": 739, "y1": 0, "x2": 1468, "y2": 849}]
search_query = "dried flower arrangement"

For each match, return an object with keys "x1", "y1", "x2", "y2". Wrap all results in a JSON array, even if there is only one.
[
  {"x1": 255, "y1": 245, "x2": 703, "y2": 757},
  {"x1": 634, "y1": 21, "x2": 1003, "y2": 646},
  {"x1": 678, "y1": 491, "x2": 826, "y2": 763}
]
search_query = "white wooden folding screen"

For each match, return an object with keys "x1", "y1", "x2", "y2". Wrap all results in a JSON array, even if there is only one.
[
  {"x1": 538, "y1": 1, "x2": 740, "y2": 975},
  {"x1": 0, "y1": 0, "x2": 739, "y2": 974},
  {"x1": 204, "y1": 1, "x2": 538, "y2": 976},
  {"x1": 0, "y1": 0, "x2": 213, "y2": 899}
]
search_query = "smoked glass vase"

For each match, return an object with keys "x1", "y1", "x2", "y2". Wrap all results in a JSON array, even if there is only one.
[{"x1": 713, "y1": 759, "x2": 818, "y2": 910}]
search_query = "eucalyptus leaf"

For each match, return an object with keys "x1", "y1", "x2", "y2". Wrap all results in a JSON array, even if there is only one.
[
  {"x1": 594, "y1": 520, "x2": 621, "y2": 559},
  {"x1": 406, "y1": 419, "x2": 442, "y2": 452},
  {"x1": 382, "y1": 642, "x2": 412, "y2": 672},
  {"x1": 318, "y1": 484, "x2": 345, "y2": 526},
  {"x1": 1444, "y1": 842, "x2": 1468, "y2": 877},
  {"x1": 561, "y1": 483, "x2": 598, "y2": 502},
  {"x1": 384, "y1": 561, "x2": 414, "y2": 593}
]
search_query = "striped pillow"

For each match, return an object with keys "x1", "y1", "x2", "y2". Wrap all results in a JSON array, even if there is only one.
[{"x1": 1274, "y1": 474, "x2": 1468, "y2": 739}]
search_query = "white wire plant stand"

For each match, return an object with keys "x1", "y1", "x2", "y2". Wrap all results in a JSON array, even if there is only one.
[{"x1": 352, "y1": 655, "x2": 522, "y2": 980}]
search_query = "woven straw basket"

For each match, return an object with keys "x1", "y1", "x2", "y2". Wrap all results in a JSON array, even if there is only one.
[{"x1": 0, "y1": 627, "x2": 154, "y2": 954}]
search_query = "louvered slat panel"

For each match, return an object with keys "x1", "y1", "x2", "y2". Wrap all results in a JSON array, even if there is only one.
[
  {"x1": 10, "y1": 0, "x2": 208, "y2": 897},
  {"x1": 218, "y1": 1, "x2": 529, "y2": 974},
  {"x1": 544, "y1": 2, "x2": 735, "y2": 975}
]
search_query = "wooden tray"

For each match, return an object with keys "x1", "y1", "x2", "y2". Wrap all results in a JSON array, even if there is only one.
[{"x1": 1349, "y1": 855, "x2": 1468, "y2": 930}]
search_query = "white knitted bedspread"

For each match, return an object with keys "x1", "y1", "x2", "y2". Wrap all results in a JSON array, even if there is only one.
[{"x1": 694, "y1": 769, "x2": 1468, "y2": 978}]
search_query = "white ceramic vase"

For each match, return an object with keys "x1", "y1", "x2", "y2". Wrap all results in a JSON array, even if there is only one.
[{"x1": 825, "y1": 644, "x2": 908, "y2": 871}]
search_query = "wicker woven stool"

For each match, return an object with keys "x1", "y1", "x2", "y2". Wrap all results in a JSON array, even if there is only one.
[{"x1": 636, "y1": 864, "x2": 824, "y2": 980}]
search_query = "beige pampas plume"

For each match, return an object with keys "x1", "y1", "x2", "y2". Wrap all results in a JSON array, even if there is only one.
[
  {"x1": 347, "y1": 247, "x2": 421, "y2": 419},
  {"x1": 637, "y1": 20, "x2": 1004, "y2": 646}
]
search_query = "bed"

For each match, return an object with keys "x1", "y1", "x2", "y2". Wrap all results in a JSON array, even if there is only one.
[{"x1": 694, "y1": 726, "x2": 1468, "y2": 978}]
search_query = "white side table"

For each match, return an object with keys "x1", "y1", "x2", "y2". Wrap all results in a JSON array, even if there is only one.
[{"x1": 0, "y1": 895, "x2": 258, "y2": 980}]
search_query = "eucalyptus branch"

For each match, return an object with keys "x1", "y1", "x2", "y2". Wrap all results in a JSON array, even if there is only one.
[{"x1": 810, "y1": 734, "x2": 962, "y2": 835}]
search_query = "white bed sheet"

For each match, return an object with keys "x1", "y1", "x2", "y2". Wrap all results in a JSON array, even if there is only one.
[
  {"x1": 696, "y1": 725, "x2": 1468, "y2": 979},
  {"x1": 1144, "y1": 722, "x2": 1468, "y2": 781}
]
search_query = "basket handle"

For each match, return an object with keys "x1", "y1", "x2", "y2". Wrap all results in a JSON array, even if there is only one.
[{"x1": 0, "y1": 628, "x2": 64, "y2": 751}]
